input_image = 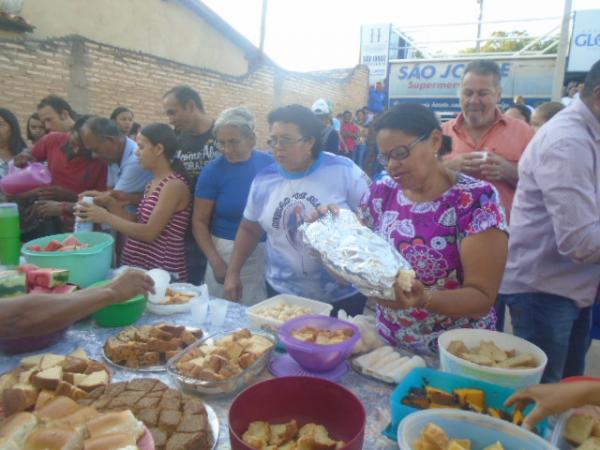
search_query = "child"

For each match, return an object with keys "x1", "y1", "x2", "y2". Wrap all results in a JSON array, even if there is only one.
[{"x1": 78, "y1": 123, "x2": 192, "y2": 281}]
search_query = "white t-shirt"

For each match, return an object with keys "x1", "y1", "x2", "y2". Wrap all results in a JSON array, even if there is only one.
[{"x1": 244, "y1": 152, "x2": 370, "y2": 302}]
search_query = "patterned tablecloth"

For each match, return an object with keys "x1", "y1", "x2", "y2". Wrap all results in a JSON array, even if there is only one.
[{"x1": 0, "y1": 300, "x2": 399, "y2": 449}]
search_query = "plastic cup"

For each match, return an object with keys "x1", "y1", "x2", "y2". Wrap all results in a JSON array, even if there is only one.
[
  {"x1": 0, "y1": 203, "x2": 20, "y2": 266},
  {"x1": 190, "y1": 298, "x2": 209, "y2": 325},
  {"x1": 472, "y1": 150, "x2": 489, "y2": 161},
  {"x1": 209, "y1": 299, "x2": 229, "y2": 327},
  {"x1": 147, "y1": 268, "x2": 171, "y2": 304}
]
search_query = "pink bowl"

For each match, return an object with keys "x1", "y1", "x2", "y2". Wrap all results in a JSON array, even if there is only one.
[
  {"x1": 279, "y1": 315, "x2": 361, "y2": 372},
  {"x1": 229, "y1": 376, "x2": 366, "y2": 450},
  {"x1": 0, "y1": 328, "x2": 68, "y2": 354}
]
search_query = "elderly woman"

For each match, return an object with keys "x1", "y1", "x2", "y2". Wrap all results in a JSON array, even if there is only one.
[
  {"x1": 223, "y1": 104, "x2": 370, "y2": 315},
  {"x1": 360, "y1": 103, "x2": 508, "y2": 354},
  {"x1": 193, "y1": 107, "x2": 274, "y2": 304}
]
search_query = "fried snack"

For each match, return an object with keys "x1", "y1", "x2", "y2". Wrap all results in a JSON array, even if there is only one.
[
  {"x1": 413, "y1": 423, "x2": 503, "y2": 450},
  {"x1": 447, "y1": 340, "x2": 538, "y2": 369},
  {"x1": 104, "y1": 323, "x2": 203, "y2": 369},
  {"x1": 80, "y1": 378, "x2": 213, "y2": 450},
  {"x1": 291, "y1": 326, "x2": 354, "y2": 345},
  {"x1": 164, "y1": 288, "x2": 195, "y2": 305},
  {"x1": 0, "y1": 349, "x2": 110, "y2": 415},
  {"x1": 175, "y1": 329, "x2": 273, "y2": 382},
  {"x1": 254, "y1": 303, "x2": 313, "y2": 322}
]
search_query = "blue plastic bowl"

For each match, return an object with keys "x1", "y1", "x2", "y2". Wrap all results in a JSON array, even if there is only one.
[
  {"x1": 21, "y1": 232, "x2": 114, "y2": 287},
  {"x1": 398, "y1": 409, "x2": 556, "y2": 450},
  {"x1": 387, "y1": 367, "x2": 550, "y2": 440}
]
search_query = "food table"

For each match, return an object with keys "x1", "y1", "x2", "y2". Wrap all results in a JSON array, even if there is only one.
[{"x1": 0, "y1": 300, "x2": 400, "y2": 450}]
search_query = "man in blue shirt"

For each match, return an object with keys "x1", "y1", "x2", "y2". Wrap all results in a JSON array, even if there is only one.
[{"x1": 368, "y1": 81, "x2": 387, "y2": 114}]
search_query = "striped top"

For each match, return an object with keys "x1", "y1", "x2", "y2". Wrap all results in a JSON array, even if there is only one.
[{"x1": 122, "y1": 173, "x2": 191, "y2": 281}]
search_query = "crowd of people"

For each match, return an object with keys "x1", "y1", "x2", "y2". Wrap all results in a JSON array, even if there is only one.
[{"x1": 1, "y1": 57, "x2": 600, "y2": 388}]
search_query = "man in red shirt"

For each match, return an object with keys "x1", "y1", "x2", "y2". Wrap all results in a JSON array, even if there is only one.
[
  {"x1": 443, "y1": 60, "x2": 534, "y2": 222},
  {"x1": 340, "y1": 110, "x2": 360, "y2": 159},
  {"x1": 15, "y1": 115, "x2": 107, "y2": 237}
]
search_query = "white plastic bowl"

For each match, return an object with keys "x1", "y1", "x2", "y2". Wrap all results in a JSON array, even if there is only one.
[
  {"x1": 398, "y1": 409, "x2": 557, "y2": 450},
  {"x1": 247, "y1": 294, "x2": 333, "y2": 332},
  {"x1": 146, "y1": 283, "x2": 205, "y2": 315},
  {"x1": 438, "y1": 328, "x2": 547, "y2": 389}
]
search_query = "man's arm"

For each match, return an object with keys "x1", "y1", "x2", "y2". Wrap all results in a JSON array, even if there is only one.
[
  {"x1": 535, "y1": 138, "x2": 600, "y2": 264},
  {"x1": 0, "y1": 270, "x2": 154, "y2": 338}
]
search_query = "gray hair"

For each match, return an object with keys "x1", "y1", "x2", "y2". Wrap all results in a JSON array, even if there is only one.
[{"x1": 214, "y1": 107, "x2": 255, "y2": 138}]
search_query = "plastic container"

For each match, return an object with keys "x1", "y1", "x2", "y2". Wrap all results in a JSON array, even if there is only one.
[
  {"x1": 0, "y1": 328, "x2": 68, "y2": 354},
  {"x1": 278, "y1": 315, "x2": 361, "y2": 372},
  {"x1": 209, "y1": 299, "x2": 229, "y2": 327},
  {"x1": 21, "y1": 232, "x2": 114, "y2": 287},
  {"x1": 0, "y1": 203, "x2": 20, "y2": 266},
  {"x1": 551, "y1": 407, "x2": 600, "y2": 450},
  {"x1": 89, "y1": 280, "x2": 147, "y2": 327},
  {"x1": 73, "y1": 196, "x2": 94, "y2": 233},
  {"x1": 147, "y1": 268, "x2": 171, "y2": 304},
  {"x1": 229, "y1": 376, "x2": 366, "y2": 450},
  {"x1": 387, "y1": 367, "x2": 551, "y2": 441},
  {"x1": 247, "y1": 294, "x2": 334, "y2": 332},
  {"x1": 438, "y1": 328, "x2": 547, "y2": 389},
  {"x1": 0, "y1": 162, "x2": 51, "y2": 196},
  {"x1": 398, "y1": 409, "x2": 556, "y2": 450},
  {"x1": 166, "y1": 328, "x2": 276, "y2": 397}
]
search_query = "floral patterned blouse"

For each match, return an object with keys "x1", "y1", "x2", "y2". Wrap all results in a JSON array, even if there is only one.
[{"x1": 359, "y1": 173, "x2": 507, "y2": 355}]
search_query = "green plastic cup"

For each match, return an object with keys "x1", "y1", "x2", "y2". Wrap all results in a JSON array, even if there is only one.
[{"x1": 0, "y1": 203, "x2": 20, "y2": 266}]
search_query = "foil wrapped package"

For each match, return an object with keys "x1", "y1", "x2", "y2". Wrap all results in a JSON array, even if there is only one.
[{"x1": 301, "y1": 209, "x2": 415, "y2": 300}]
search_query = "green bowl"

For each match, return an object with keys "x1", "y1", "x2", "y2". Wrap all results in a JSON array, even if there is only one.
[{"x1": 89, "y1": 280, "x2": 147, "y2": 327}]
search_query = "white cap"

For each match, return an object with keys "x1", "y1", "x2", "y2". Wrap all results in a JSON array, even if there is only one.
[{"x1": 311, "y1": 99, "x2": 330, "y2": 115}]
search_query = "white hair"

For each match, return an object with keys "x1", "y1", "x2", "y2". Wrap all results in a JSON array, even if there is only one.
[{"x1": 214, "y1": 107, "x2": 255, "y2": 137}]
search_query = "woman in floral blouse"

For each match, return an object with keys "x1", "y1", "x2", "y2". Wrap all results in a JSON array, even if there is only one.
[{"x1": 359, "y1": 103, "x2": 508, "y2": 355}]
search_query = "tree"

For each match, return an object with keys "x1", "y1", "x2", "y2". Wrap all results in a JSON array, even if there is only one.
[{"x1": 461, "y1": 30, "x2": 558, "y2": 54}]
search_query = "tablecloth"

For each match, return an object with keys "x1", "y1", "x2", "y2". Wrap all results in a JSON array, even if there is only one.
[{"x1": 0, "y1": 300, "x2": 399, "y2": 449}]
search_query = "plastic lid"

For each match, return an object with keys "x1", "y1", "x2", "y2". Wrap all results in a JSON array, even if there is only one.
[{"x1": 0, "y1": 203, "x2": 19, "y2": 216}]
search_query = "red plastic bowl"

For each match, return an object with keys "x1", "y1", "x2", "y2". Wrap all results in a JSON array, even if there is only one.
[
  {"x1": 279, "y1": 315, "x2": 361, "y2": 372},
  {"x1": 562, "y1": 376, "x2": 600, "y2": 383},
  {"x1": 229, "y1": 376, "x2": 366, "y2": 450},
  {"x1": 0, "y1": 328, "x2": 68, "y2": 354}
]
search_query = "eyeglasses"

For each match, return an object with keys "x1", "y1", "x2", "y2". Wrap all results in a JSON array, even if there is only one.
[
  {"x1": 215, "y1": 138, "x2": 243, "y2": 150},
  {"x1": 377, "y1": 134, "x2": 428, "y2": 165},
  {"x1": 267, "y1": 136, "x2": 306, "y2": 149}
]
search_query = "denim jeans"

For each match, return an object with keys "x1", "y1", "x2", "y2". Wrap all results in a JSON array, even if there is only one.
[
  {"x1": 500, "y1": 292, "x2": 592, "y2": 383},
  {"x1": 185, "y1": 232, "x2": 207, "y2": 285},
  {"x1": 266, "y1": 282, "x2": 366, "y2": 317}
]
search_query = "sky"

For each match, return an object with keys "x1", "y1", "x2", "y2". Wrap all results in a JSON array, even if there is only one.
[{"x1": 202, "y1": 0, "x2": 600, "y2": 71}]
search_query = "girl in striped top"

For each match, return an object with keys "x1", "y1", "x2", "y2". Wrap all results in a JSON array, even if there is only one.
[{"x1": 78, "y1": 123, "x2": 192, "y2": 281}]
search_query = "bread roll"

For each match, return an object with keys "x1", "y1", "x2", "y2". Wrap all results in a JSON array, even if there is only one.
[
  {"x1": 83, "y1": 432, "x2": 137, "y2": 450},
  {"x1": 86, "y1": 410, "x2": 144, "y2": 439},
  {"x1": 23, "y1": 428, "x2": 84, "y2": 450},
  {"x1": 35, "y1": 396, "x2": 81, "y2": 422},
  {"x1": 0, "y1": 411, "x2": 38, "y2": 445},
  {"x1": 0, "y1": 436, "x2": 20, "y2": 450}
]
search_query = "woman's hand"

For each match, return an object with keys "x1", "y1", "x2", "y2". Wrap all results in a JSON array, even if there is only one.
[
  {"x1": 375, "y1": 279, "x2": 427, "y2": 310},
  {"x1": 505, "y1": 382, "x2": 600, "y2": 429},
  {"x1": 76, "y1": 203, "x2": 112, "y2": 225},
  {"x1": 211, "y1": 258, "x2": 228, "y2": 284},
  {"x1": 305, "y1": 204, "x2": 340, "y2": 223},
  {"x1": 223, "y1": 272, "x2": 243, "y2": 302}
]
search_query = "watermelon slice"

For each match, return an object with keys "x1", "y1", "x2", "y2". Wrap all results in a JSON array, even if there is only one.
[
  {"x1": 18, "y1": 264, "x2": 40, "y2": 275},
  {"x1": 26, "y1": 268, "x2": 70, "y2": 289},
  {"x1": 27, "y1": 244, "x2": 43, "y2": 252},
  {"x1": 44, "y1": 240, "x2": 64, "y2": 252},
  {"x1": 61, "y1": 234, "x2": 83, "y2": 247},
  {"x1": 30, "y1": 285, "x2": 53, "y2": 294},
  {"x1": 51, "y1": 284, "x2": 78, "y2": 294},
  {"x1": 0, "y1": 271, "x2": 27, "y2": 298}
]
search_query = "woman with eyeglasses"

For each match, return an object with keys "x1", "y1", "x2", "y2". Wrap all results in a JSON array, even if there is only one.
[
  {"x1": 192, "y1": 107, "x2": 274, "y2": 304},
  {"x1": 359, "y1": 103, "x2": 508, "y2": 354},
  {"x1": 223, "y1": 104, "x2": 370, "y2": 316}
]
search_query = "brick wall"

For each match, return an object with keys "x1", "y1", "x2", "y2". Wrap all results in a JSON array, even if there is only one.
[{"x1": 0, "y1": 35, "x2": 369, "y2": 146}]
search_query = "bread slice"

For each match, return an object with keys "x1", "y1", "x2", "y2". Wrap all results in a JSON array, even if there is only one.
[
  {"x1": 62, "y1": 357, "x2": 88, "y2": 374},
  {"x1": 477, "y1": 341, "x2": 508, "y2": 363},
  {"x1": 2, "y1": 383, "x2": 38, "y2": 414},
  {"x1": 20, "y1": 355, "x2": 44, "y2": 370},
  {"x1": 0, "y1": 371, "x2": 17, "y2": 393},
  {"x1": 497, "y1": 353, "x2": 537, "y2": 369},
  {"x1": 566, "y1": 414, "x2": 596, "y2": 445},
  {"x1": 34, "y1": 390, "x2": 56, "y2": 410},
  {"x1": 83, "y1": 432, "x2": 137, "y2": 450},
  {"x1": 54, "y1": 381, "x2": 88, "y2": 401},
  {"x1": 31, "y1": 366, "x2": 63, "y2": 391},
  {"x1": 68, "y1": 348, "x2": 89, "y2": 360},
  {"x1": 577, "y1": 437, "x2": 600, "y2": 450},
  {"x1": 0, "y1": 411, "x2": 38, "y2": 446},
  {"x1": 63, "y1": 373, "x2": 87, "y2": 386},
  {"x1": 39, "y1": 354, "x2": 66, "y2": 370},
  {"x1": 18, "y1": 369, "x2": 38, "y2": 384},
  {"x1": 78, "y1": 371, "x2": 109, "y2": 393}
]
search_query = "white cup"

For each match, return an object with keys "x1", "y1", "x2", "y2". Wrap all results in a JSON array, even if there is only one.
[
  {"x1": 209, "y1": 299, "x2": 229, "y2": 327},
  {"x1": 147, "y1": 268, "x2": 171, "y2": 304},
  {"x1": 472, "y1": 150, "x2": 489, "y2": 161},
  {"x1": 190, "y1": 298, "x2": 209, "y2": 325}
]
